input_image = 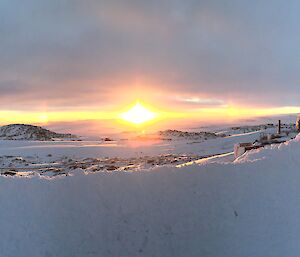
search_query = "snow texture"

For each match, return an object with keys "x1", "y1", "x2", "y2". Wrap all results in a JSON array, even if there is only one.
[{"x1": 0, "y1": 135, "x2": 300, "y2": 256}]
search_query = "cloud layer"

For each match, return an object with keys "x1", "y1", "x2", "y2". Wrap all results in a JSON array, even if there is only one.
[{"x1": 1, "y1": 0, "x2": 300, "y2": 112}]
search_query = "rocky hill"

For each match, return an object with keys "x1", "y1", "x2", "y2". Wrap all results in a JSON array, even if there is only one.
[
  {"x1": 158, "y1": 129, "x2": 225, "y2": 141},
  {"x1": 0, "y1": 124, "x2": 78, "y2": 141}
]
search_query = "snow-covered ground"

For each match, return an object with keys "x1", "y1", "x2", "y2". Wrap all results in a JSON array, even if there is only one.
[
  {"x1": 0, "y1": 124, "x2": 299, "y2": 256},
  {"x1": 0, "y1": 125, "x2": 287, "y2": 177}
]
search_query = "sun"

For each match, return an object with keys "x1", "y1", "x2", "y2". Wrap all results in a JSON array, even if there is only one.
[{"x1": 120, "y1": 102, "x2": 156, "y2": 124}]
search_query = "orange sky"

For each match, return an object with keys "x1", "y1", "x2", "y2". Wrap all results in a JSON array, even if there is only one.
[{"x1": 0, "y1": 101, "x2": 299, "y2": 134}]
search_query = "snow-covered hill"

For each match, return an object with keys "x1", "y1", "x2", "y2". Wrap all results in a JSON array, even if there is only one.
[{"x1": 0, "y1": 124, "x2": 77, "y2": 141}]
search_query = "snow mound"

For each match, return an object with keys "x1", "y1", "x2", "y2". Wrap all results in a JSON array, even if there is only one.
[
  {"x1": 0, "y1": 124, "x2": 78, "y2": 141},
  {"x1": 234, "y1": 133, "x2": 300, "y2": 163}
]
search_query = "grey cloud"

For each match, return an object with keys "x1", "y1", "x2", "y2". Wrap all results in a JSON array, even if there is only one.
[{"x1": 0, "y1": 0, "x2": 300, "y2": 110}]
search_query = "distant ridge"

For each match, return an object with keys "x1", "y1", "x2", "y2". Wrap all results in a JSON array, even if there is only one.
[
  {"x1": 158, "y1": 129, "x2": 224, "y2": 140},
  {"x1": 0, "y1": 124, "x2": 78, "y2": 141}
]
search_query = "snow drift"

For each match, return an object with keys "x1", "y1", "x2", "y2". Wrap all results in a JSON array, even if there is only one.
[{"x1": 1, "y1": 136, "x2": 300, "y2": 256}]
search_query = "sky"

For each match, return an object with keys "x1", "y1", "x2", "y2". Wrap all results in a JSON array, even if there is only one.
[{"x1": 1, "y1": 0, "x2": 300, "y2": 134}]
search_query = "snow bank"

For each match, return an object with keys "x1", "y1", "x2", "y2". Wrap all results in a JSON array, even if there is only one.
[
  {"x1": 1, "y1": 137, "x2": 300, "y2": 256},
  {"x1": 236, "y1": 133, "x2": 300, "y2": 163}
]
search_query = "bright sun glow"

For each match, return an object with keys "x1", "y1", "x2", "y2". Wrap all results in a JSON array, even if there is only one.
[{"x1": 120, "y1": 102, "x2": 156, "y2": 124}]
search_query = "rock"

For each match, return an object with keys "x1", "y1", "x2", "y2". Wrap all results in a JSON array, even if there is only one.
[
  {"x1": 2, "y1": 171, "x2": 16, "y2": 176},
  {"x1": 105, "y1": 165, "x2": 118, "y2": 171}
]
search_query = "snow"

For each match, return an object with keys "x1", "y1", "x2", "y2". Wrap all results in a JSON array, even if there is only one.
[
  {"x1": 0, "y1": 125, "x2": 299, "y2": 256},
  {"x1": 0, "y1": 126, "x2": 281, "y2": 177}
]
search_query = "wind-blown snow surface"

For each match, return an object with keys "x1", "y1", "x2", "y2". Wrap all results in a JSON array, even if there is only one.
[{"x1": 1, "y1": 136, "x2": 300, "y2": 256}]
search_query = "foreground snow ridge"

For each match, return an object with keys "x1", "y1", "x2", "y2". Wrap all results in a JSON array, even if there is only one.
[
  {"x1": 235, "y1": 133, "x2": 300, "y2": 163},
  {"x1": 1, "y1": 136, "x2": 300, "y2": 257}
]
